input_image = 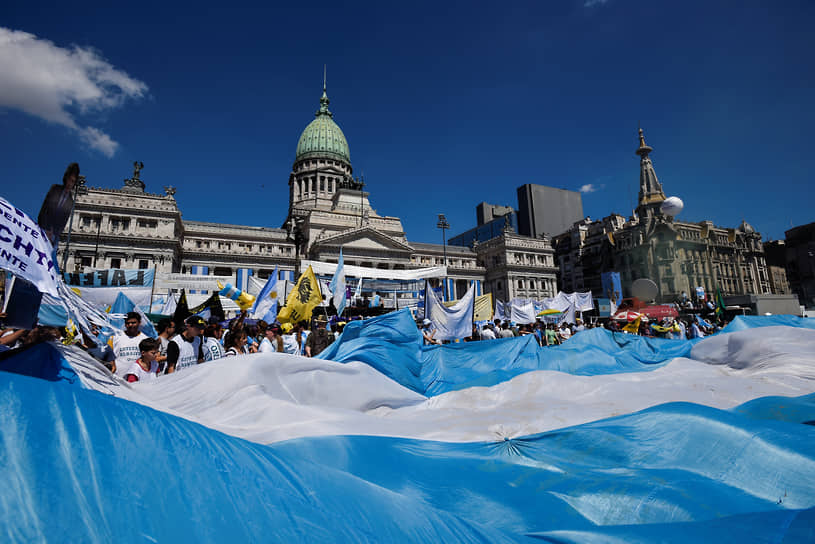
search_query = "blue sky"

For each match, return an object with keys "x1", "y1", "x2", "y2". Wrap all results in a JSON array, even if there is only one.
[{"x1": 2, "y1": 0, "x2": 813, "y2": 245}]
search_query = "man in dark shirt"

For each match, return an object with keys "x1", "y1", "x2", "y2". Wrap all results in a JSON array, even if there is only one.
[
  {"x1": 305, "y1": 316, "x2": 334, "y2": 357},
  {"x1": 165, "y1": 316, "x2": 205, "y2": 374}
]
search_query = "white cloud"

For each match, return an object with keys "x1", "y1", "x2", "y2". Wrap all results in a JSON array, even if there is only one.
[
  {"x1": 579, "y1": 184, "x2": 600, "y2": 193},
  {"x1": 0, "y1": 27, "x2": 147, "y2": 157},
  {"x1": 584, "y1": 0, "x2": 609, "y2": 7}
]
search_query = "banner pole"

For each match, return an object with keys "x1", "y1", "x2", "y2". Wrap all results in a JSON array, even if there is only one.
[{"x1": 147, "y1": 265, "x2": 157, "y2": 315}]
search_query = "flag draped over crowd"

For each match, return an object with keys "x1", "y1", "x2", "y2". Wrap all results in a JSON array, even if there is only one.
[{"x1": 1, "y1": 312, "x2": 814, "y2": 542}]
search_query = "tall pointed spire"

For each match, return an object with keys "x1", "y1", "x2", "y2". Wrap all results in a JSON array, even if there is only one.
[
  {"x1": 317, "y1": 65, "x2": 332, "y2": 117},
  {"x1": 635, "y1": 127, "x2": 666, "y2": 216}
]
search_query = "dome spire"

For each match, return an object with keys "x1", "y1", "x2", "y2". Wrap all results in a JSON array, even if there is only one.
[{"x1": 317, "y1": 65, "x2": 332, "y2": 117}]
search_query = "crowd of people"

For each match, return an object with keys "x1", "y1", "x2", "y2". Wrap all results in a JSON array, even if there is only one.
[
  {"x1": 1, "y1": 305, "x2": 730, "y2": 383},
  {"x1": 0, "y1": 310, "x2": 343, "y2": 383},
  {"x1": 419, "y1": 317, "x2": 596, "y2": 346},
  {"x1": 419, "y1": 313, "x2": 726, "y2": 346}
]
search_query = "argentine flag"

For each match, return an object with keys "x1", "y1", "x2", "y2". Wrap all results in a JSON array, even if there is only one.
[
  {"x1": 329, "y1": 249, "x2": 347, "y2": 316},
  {"x1": 251, "y1": 266, "x2": 279, "y2": 322}
]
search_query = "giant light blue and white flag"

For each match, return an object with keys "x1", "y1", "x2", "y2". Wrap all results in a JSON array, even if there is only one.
[
  {"x1": 250, "y1": 266, "x2": 279, "y2": 322},
  {"x1": 424, "y1": 281, "x2": 474, "y2": 341},
  {"x1": 329, "y1": 249, "x2": 347, "y2": 316}
]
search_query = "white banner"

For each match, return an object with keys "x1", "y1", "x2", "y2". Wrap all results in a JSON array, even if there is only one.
[
  {"x1": 302, "y1": 260, "x2": 447, "y2": 281},
  {"x1": 155, "y1": 273, "x2": 233, "y2": 291},
  {"x1": 0, "y1": 196, "x2": 59, "y2": 296},
  {"x1": 510, "y1": 300, "x2": 537, "y2": 325},
  {"x1": 425, "y1": 281, "x2": 474, "y2": 341}
]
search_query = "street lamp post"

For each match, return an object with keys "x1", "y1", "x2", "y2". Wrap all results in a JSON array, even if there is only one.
[{"x1": 437, "y1": 213, "x2": 449, "y2": 300}]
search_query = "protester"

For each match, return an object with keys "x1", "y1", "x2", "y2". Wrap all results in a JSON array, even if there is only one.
[
  {"x1": 420, "y1": 318, "x2": 440, "y2": 345},
  {"x1": 558, "y1": 322, "x2": 572, "y2": 342},
  {"x1": 0, "y1": 326, "x2": 26, "y2": 352},
  {"x1": 305, "y1": 316, "x2": 334, "y2": 356},
  {"x1": 498, "y1": 322, "x2": 514, "y2": 339},
  {"x1": 480, "y1": 323, "x2": 496, "y2": 340},
  {"x1": 166, "y1": 316, "x2": 205, "y2": 373},
  {"x1": 281, "y1": 322, "x2": 300, "y2": 354},
  {"x1": 155, "y1": 318, "x2": 176, "y2": 370},
  {"x1": 202, "y1": 322, "x2": 225, "y2": 361},
  {"x1": 224, "y1": 327, "x2": 248, "y2": 357},
  {"x1": 123, "y1": 338, "x2": 161, "y2": 383},
  {"x1": 111, "y1": 312, "x2": 148, "y2": 376},
  {"x1": 574, "y1": 318, "x2": 586, "y2": 333},
  {"x1": 259, "y1": 324, "x2": 284, "y2": 353},
  {"x1": 545, "y1": 323, "x2": 560, "y2": 346}
]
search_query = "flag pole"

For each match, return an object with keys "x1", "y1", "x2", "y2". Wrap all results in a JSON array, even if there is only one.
[{"x1": 147, "y1": 265, "x2": 158, "y2": 315}]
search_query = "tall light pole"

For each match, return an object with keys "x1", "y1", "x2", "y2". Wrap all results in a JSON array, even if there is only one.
[{"x1": 437, "y1": 213, "x2": 449, "y2": 300}]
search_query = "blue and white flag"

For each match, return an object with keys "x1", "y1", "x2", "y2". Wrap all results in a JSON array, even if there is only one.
[
  {"x1": 424, "y1": 281, "x2": 474, "y2": 341},
  {"x1": 329, "y1": 249, "x2": 347, "y2": 316},
  {"x1": 696, "y1": 314, "x2": 713, "y2": 329},
  {"x1": 251, "y1": 267, "x2": 279, "y2": 322},
  {"x1": 109, "y1": 291, "x2": 159, "y2": 337},
  {"x1": 354, "y1": 277, "x2": 363, "y2": 301}
]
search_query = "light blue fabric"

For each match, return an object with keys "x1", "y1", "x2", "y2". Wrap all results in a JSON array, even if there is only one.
[
  {"x1": 724, "y1": 314, "x2": 815, "y2": 332},
  {"x1": 319, "y1": 308, "x2": 697, "y2": 396},
  {"x1": 0, "y1": 366, "x2": 813, "y2": 543}
]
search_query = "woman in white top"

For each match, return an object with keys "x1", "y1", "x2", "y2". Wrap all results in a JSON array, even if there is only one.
[{"x1": 224, "y1": 328, "x2": 248, "y2": 357}]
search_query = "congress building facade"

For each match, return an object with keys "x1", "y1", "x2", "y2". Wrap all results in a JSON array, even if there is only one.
[{"x1": 58, "y1": 84, "x2": 558, "y2": 305}]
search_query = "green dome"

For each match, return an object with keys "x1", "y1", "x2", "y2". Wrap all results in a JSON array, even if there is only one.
[{"x1": 295, "y1": 90, "x2": 351, "y2": 164}]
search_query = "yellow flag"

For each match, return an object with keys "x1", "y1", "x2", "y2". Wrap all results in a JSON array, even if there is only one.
[
  {"x1": 622, "y1": 316, "x2": 641, "y2": 334},
  {"x1": 277, "y1": 266, "x2": 323, "y2": 324}
]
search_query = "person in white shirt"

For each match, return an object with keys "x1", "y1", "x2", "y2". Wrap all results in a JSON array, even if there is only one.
[
  {"x1": 202, "y1": 322, "x2": 225, "y2": 361},
  {"x1": 558, "y1": 323, "x2": 572, "y2": 342},
  {"x1": 480, "y1": 324, "x2": 497, "y2": 340},
  {"x1": 124, "y1": 338, "x2": 160, "y2": 383},
  {"x1": 258, "y1": 325, "x2": 284, "y2": 353},
  {"x1": 111, "y1": 312, "x2": 148, "y2": 376},
  {"x1": 281, "y1": 323, "x2": 300, "y2": 355},
  {"x1": 166, "y1": 316, "x2": 205, "y2": 373}
]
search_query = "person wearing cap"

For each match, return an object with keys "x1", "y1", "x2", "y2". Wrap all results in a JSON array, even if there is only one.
[
  {"x1": 259, "y1": 324, "x2": 284, "y2": 353},
  {"x1": 166, "y1": 316, "x2": 205, "y2": 374},
  {"x1": 110, "y1": 311, "x2": 148, "y2": 376},
  {"x1": 421, "y1": 318, "x2": 440, "y2": 345},
  {"x1": 305, "y1": 315, "x2": 334, "y2": 357},
  {"x1": 280, "y1": 322, "x2": 300, "y2": 355}
]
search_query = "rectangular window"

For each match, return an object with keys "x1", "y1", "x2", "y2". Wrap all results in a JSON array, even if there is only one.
[
  {"x1": 110, "y1": 258, "x2": 121, "y2": 269},
  {"x1": 80, "y1": 256, "x2": 93, "y2": 267},
  {"x1": 138, "y1": 259, "x2": 149, "y2": 269},
  {"x1": 320, "y1": 177, "x2": 325, "y2": 191}
]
